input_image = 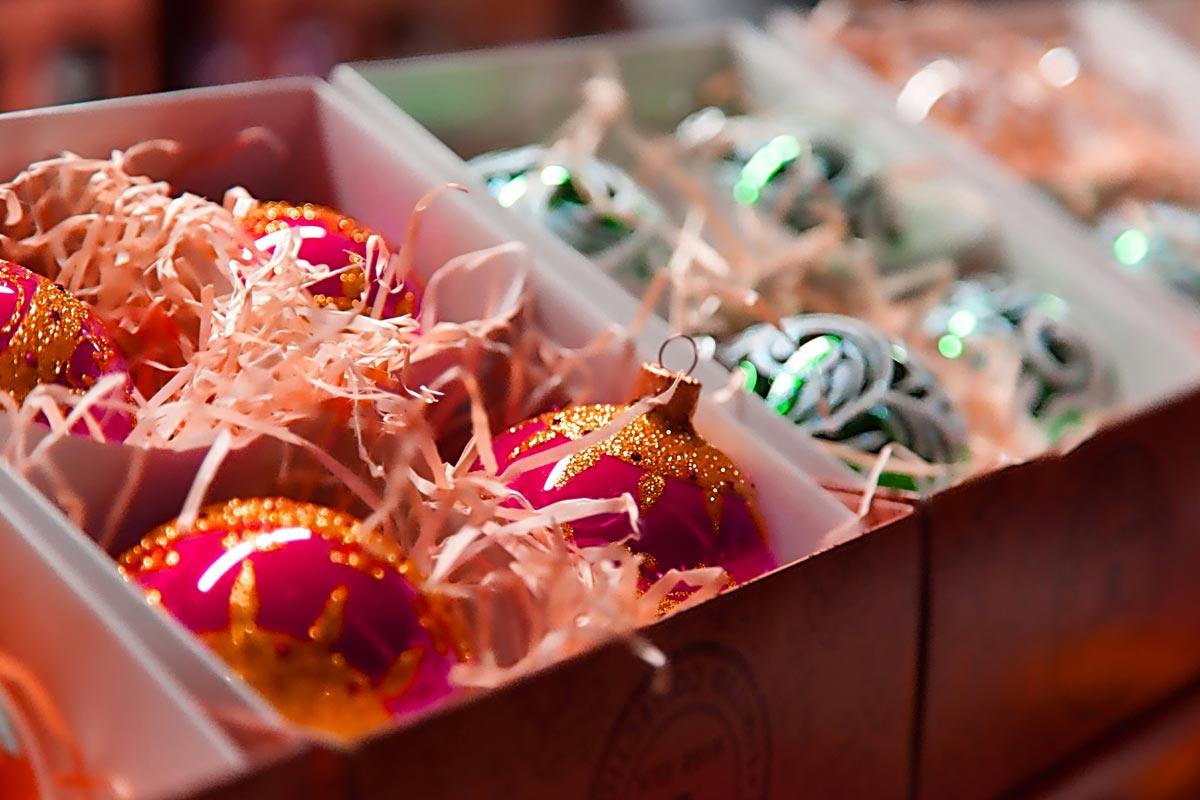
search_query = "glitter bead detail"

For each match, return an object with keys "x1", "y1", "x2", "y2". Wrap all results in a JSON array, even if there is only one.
[
  {"x1": 0, "y1": 260, "x2": 133, "y2": 440},
  {"x1": 509, "y1": 403, "x2": 758, "y2": 534},
  {"x1": 120, "y1": 498, "x2": 459, "y2": 739},
  {"x1": 241, "y1": 201, "x2": 420, "y2": 318},
  {"x1": 493, "y1": 366, "x2": 776, "y2": 587},
  {"x1": 243, "y1": 202, "x2": 375, "y2": 245}
]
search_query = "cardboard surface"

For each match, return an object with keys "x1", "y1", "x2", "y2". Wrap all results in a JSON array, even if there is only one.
[
  {"x1": 919, "y1": 387, "x2": 1200, "y2": 799},
  {"x1": 342, "y1": 500, "x2": 920, "y2": 800},
  {"x1": 1014, "y1": 680, "x2": 1200, "y2": 800},
  {"x1": 182, "y1": 745, "x2": 343, "y2": 800}
]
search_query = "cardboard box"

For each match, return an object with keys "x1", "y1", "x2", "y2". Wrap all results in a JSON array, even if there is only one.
[
  {"x1": 333, "y1": 24, "x2": 1200, "y2": 799},
  {"x1": 339, "y1": 495, "x2": 919, "y2": 800},
  {"x1": 1013, "y1": 680, "x2": 1200, "y2": 799},
  {"x1": 181, "y1": 494, "x2": 918, "y2": 800},
  {"x1": 917, "y1": 387, "x2": 1200, "y2": 798},
  {"x1": 184, "y1": 746, "x2": 343, "y2": 800},
  {"x1": 0, "y1": 75, "x2": 920, "y2": 798}
]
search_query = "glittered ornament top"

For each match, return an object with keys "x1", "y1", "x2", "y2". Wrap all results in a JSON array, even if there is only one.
[
  {"x1": 0, "y1": 260, "x2": 133, "y2": 441},
  {"x1": 492, "y1": 363, "x2": 776, "y2": 593},
  {"x1": 242, "y1": 201, "x2": 421, "y2": 318},
  {"x1": 120, "y1": 498, "x2": 460, "y2": 739}
]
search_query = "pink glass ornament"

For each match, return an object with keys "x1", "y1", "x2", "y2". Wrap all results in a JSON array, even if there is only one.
[
  {"x1": 0, "y1": 260, "x2": 133, "y2": 441},
  {"x1": 242, "y1": 201, "x2": 421, "y2": 318},
  {"x1": 119, "y1": 498, "x2": 459, "y2": 739},
  {"x1": 492, "y1": 363, "x2": 777, "y2": 592}
]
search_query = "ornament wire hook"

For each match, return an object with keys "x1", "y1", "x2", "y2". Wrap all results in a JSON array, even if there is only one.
[{"x1": 657, "y1": 333, "x2": 699, "y2": 376}]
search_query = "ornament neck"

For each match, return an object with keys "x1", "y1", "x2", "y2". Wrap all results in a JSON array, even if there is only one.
[{"x1": 632, "y1": 362, "x2": 700, "y2": 424}]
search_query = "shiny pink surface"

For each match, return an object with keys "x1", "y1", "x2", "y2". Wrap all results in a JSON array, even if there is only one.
[
  {"x1": 0, "y1": 261, "x2": 133, "y2": 441},
  {"x1": 492, "y1": 418, "x2": 776, "y2": 586},
  {"x1": 128, "y1": 524, "x2": 454, "y2": 720},
  {"x1": 252, "y1": 216, "x2": 421, "y2": 319}
]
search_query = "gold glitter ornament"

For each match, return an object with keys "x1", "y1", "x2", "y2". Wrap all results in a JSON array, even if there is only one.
[
  {"x1": 492, "y1": 352, "x2": 777, "y2": 587},
  {"x1": 0, "y1": 260, "x2": 133, "y2": 440},
  {"x1": 120, "y1": 498, "x2": 460, "y2": 739},
  {"x1": 239, "y1": 201, "x2": 421, "y2": 318}
]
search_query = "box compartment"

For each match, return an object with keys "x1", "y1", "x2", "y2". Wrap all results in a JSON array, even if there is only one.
[
  {"x1": 0, "y1": 466, "x2": 249, "y2": 799},
  {"x1": 0, "y1": 75, "x2": 918, "y2": 798}
]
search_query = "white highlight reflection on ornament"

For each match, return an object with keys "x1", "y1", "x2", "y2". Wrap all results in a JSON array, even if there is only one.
[
  {"x1": 544, "y1": 455, "x2": 572, "y2": 492},
  {"x1": 0, "y1": 701, "x2": 20, "y2": 756},
  {"x1": 196, "y1": 527, "x2": 313, "y2": 593},
  {"x1": 897, "y1": 59, "x2": 963, "y2": 123},
  {"x1": 1038, "y1": 46, "x2": 1081, "y2": 88},
  {"x1": 254, "y1": 225, "x2": 329, "y2": 252}
]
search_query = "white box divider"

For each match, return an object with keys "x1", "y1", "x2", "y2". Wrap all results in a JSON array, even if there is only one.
[
  {"x1": 334, "y1": 21, "x2": 1200, "y2": 473},
  {"x1": 0, "y1": 463, "x2": 248, "y2": 799}
]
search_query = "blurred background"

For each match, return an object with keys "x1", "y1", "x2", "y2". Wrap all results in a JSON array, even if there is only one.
[{"x1": 0, "y1": 0, "x2": 850, "y2": 112}]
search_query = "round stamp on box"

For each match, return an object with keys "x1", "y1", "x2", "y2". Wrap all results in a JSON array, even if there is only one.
[{"x1": 590, "y1": 644, "x2": 770, "y2": 800}]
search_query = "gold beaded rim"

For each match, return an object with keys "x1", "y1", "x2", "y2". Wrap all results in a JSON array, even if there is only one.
[{"x1": 241, "y1": 201, "x2": 376, "y2": 246}]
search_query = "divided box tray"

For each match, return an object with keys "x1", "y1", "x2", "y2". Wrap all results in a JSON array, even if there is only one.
[
  {"x1": 333, "y1": 23, "x2": 1200, "y2": 799},
  {"x1": 0, "y1": 74, "x2": 920, "y2": 799}
]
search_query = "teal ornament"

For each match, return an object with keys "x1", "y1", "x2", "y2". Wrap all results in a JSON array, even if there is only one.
[
  {"x1": 689, "y1": 111, "x2": 891, "y2": 241},
  {"x1": 470, "y1": 146, "x2": 667, "y2": 294},
  {"x1": 679, "y1": 109, "x2": 999, "y2": 275},
  {"x1": 1098, "y1": 201, "x2": 1200, "y2": 304},
  {"x1": 717, "y1": 313, "x2": 967, "y2": 467},
  {"x1": 924, "y1": 276, "x2": 1115, "y2": 438}
]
